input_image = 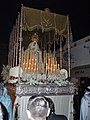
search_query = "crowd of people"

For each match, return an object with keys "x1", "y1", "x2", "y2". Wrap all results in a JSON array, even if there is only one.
[{"x1": 26, "y1": 95, "x2": 67, "y2": 120}]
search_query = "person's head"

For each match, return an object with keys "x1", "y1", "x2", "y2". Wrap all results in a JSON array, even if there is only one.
[
  {"x1": 45, "y1": 97, "x2": 55, "y2": 115},
  {"x1": 27, "y1": 96, "x2": 50, "y2": 120}
]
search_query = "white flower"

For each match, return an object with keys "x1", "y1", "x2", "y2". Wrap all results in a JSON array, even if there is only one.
[{"x1": 1, "y1": 65, "x2": 11, "y2": 84}]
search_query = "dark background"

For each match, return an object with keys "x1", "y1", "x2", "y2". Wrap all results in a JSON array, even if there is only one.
[{"x1": 0, "y1": 0, "x2": 89, "y2": 73}]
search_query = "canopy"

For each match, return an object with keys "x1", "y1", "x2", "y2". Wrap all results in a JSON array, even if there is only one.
[
  {"x1": 21, "y1": 6, "x2": 68, "y2": 50},
  {"x1": 22, "y1": 6, "x2": 67, "y2": 38}
]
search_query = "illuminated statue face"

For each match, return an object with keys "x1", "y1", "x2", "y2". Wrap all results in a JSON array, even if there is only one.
[
  {"x1": 31, "y1": 38, "x2": 38, "y2": 52},
  {"x1": 31, "y1": 33, "x2": 39, "y2": 42}
]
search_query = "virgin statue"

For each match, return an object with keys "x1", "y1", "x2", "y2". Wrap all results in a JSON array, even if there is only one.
[
  {"x1": 29, "y1": 33, "x2": 40, "y2": 63},
  {"x1": 25, "y1": 33, "x2": 44, "y2": 73}
]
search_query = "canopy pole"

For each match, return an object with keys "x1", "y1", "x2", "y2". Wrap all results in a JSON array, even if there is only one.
[
  {"x1": 18, "y1": 4, "x2": 23, "y2": 81},
  {"x1": 67, "y1": 15, "x2": 71, "y2": 79},
  {"x1": 60, "y1": 36, "x2": 63, "y2": 69},
  {"x1": 16, "y1": 13, "x2": 20, "y2": 66}
]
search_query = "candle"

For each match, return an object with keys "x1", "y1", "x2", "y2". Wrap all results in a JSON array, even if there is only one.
[{"x1": 58, "y1": 64, "x2": 60, "y2": 69}]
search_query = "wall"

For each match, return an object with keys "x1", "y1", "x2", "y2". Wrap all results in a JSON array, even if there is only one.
[{"x1": 63, "y1": 35, "x2": 90, "y2": 78}]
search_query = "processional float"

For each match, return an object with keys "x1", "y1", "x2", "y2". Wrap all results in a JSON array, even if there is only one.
[
  {"x1": 7, "y1": 5, "x2": 76, "y2": 120},
  {"x1": 8, "y1": 5, "x2": 75, "y2": 96}
]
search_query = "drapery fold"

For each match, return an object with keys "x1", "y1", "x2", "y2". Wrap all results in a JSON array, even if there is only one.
[{"x1": 22, "y1": 6, "x2": 67, "y2": 38}]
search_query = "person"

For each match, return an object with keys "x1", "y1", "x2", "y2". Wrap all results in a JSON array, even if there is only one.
[
  {"x1": 45, "y1": 97, "x2": 68, "y2": 120},
  {"x1": 0, "y1": 102, "x2": 8, "y2": 120},
  {"x1": 26, "y1": 96, "x2": 50, "y2": 120},
  {"x1": 80, "y1": 86, "x2": 90, "y2": 120},
  {"x1": 45, "y1": 97, "x2": 55, "y2": 115},
  {"x1": 0, "y1": 83, "x2": 12, "y2": 120},
  {"x1": 47, "y1": 113, "x2": 68, "y2": 120}
]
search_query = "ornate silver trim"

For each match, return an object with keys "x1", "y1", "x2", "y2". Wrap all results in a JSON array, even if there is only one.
[{"x1": 16, "y1": 84, "x2": 75, "y2": 96}]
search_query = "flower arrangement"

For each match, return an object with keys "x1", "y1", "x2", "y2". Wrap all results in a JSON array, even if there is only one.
[
  {"x1": 1, "y1": 64, "x2": 74, "y2": 88},
  {"x1": 1, "y1": 65, "x2": 11, "y2": 85},
  {"x1": 19, "y1": 71, "x2": 73, "y2": 86}
]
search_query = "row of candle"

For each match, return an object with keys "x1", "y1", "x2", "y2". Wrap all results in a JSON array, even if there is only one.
[
  {"x1": 21, "y1": 48, "x2": 39, "y2": 72},
  {"x1": 21, "y1": 48, "x2": 60, "y2": 73}
]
